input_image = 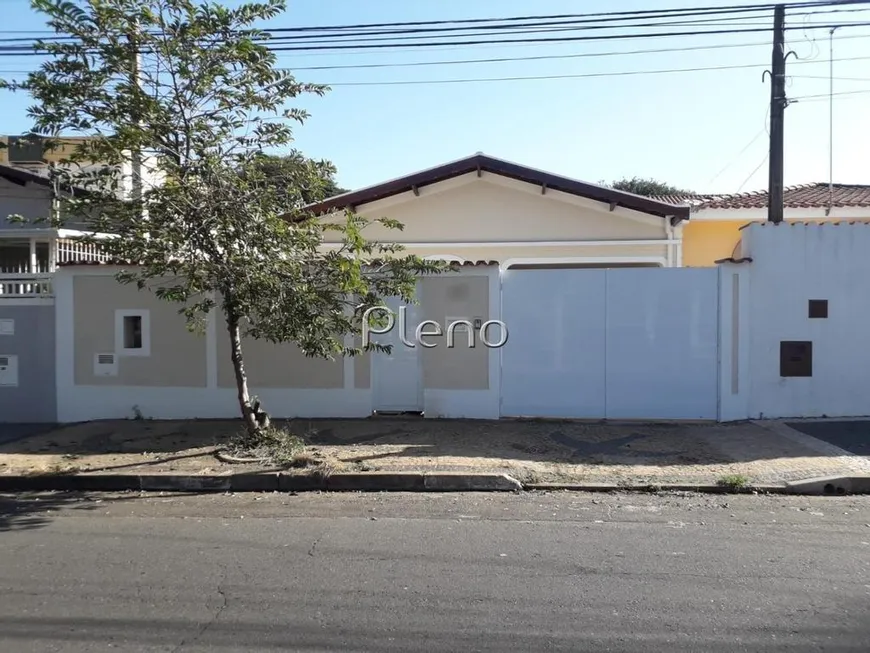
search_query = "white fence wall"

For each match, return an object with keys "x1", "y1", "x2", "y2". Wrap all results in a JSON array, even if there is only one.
[
  {"x1": 500, "y1": 267, "x2": 720, "y2": 420},
  {"x1": 737, "y1": 223, "x2": 870, "y2": 419},
  {"x1": 52, "y1": 225, "x2": 870, "y2": 423}
]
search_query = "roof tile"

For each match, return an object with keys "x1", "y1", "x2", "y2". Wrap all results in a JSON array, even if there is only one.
[{"x1": 655, "y1": 183, "x2": 870, "y2": 210}]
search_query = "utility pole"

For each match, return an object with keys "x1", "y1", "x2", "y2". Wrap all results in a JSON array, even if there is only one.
[{"x1": 767, "y1": 4, "x2": 786, "y2": 224}]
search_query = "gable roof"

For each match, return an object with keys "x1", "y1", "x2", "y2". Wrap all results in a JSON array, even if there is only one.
[
  {"x1": 0, "y1": 162, "x2": 95, "y2": 197},
  {"x1": 304, "y1": 153, "x2": 690, "y2": 223},
  {"x1": 654, "y1": 183, "x2": 870, "y2": 210},
  {"x1": 0, "y1": 163, "x2": 55, "y2": 188}
]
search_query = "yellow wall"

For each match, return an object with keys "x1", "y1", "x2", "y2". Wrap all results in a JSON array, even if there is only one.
[
  {"x1": 682, "y1": 220, "x2": 748, "y2": 267},
  {"x1": 683, "y1": 218, "x2": 870, "y2": 267}
]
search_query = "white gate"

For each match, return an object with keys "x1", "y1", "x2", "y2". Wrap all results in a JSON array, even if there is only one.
[{"x1": 500, "y1": 267, "x2": 719, "y2": 420}]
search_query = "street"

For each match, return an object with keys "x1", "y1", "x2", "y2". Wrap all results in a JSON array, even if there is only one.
[{"x1": 1, "y1": 491, "x2": 869, "y2": 652}]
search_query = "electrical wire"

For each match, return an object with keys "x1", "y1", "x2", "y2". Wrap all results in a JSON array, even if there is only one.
[
  {"x1": 737, "y1": 154, "x2": 770, "y2": 192},
  {"x1": 0, "y1": 2, "x2": 868, "y2": 53},
  {"x1": 308, "y1": 54, "x2": 870, "y2": 87}
]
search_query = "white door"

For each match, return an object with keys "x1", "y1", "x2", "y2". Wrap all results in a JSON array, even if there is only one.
[{"x1": 371, "y1": 296, "x2": 423, "y2": 413}]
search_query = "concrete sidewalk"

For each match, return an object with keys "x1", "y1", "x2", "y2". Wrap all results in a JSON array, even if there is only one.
[{"x1": 0, "y1": 417, "x2": 866, "y2": 489}]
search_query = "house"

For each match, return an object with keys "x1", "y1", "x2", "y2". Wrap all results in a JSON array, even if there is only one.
[
  {"x1": 48, "y1": 154, "x2": 706, "y2": 424},
  {"x1": 0, "y1": 136, "x2": 154, "y2": 422},
  {"x1": 656, "y1": 184, "x2": 870, "y2": 267},
  {"x1": 306, "y1": 153, "x2": 691, "y2": 268},
  {"x1": 6, "y1": 151, "x2": 870, "y2": 424}
]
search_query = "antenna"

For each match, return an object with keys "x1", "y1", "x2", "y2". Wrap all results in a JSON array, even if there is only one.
[{"x1": 828, "y1": 27, "x2": 838, "y2": 216}]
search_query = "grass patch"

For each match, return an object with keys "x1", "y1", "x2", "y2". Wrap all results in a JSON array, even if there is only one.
[{"x1": 717, "y1": 474, "x2": 750, "y2": 490}]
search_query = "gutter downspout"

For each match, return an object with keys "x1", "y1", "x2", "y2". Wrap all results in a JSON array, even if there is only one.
[{"x1": 665, "y1": 219, "x2": 676, "y2": 267}]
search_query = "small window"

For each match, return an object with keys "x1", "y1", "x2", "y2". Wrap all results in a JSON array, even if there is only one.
[
  {"x1": 115, "y1": 310, "x2": 150, "y2": 356},
  {"x1": 780, "y1": 341, "x2": 812, "y2": 377},
  {"x1": 808, "y1": 300, "x2": 828, "y2": 319},
  {"x1": 123, "y1": 315, "x2": 142, "y2": 349}
]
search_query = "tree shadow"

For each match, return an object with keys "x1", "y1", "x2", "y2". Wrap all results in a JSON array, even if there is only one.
[
  {"x1": 0, "y1": 416, "x2": 861, "y2": 478},
  {"x1": 0, "y1": 492, "x2": 108, "y2": 533}
]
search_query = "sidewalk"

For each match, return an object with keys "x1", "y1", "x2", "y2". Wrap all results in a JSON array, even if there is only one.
[{"x1": 0, "y1": 417, "x2": 864, "y2": 488}]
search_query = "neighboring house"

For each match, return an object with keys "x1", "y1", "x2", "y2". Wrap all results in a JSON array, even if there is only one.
[
  {"x1": 306, "y1": 153, "x2": 691, "y2": 269},
  {"x1": 0, "y1": 134, "x2": 162, "y2": 297},
  {"x1": 656, "y1": 184, "x2": 870, "y2": 267},
  {"x1": 0, "y1": 135, "x2": 154, "y2": 422}
]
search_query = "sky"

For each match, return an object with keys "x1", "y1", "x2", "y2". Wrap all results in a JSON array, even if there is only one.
[{"x1": 1, "y1": 0, "x2": 869, "y2": 194}]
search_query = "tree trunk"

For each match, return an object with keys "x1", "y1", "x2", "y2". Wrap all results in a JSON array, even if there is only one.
[{"x1": 226, "y1": 311, "x2": 259, "y2": 437}]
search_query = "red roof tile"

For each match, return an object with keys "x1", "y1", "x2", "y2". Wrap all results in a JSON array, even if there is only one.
[{"x1": 655, "y1": 183, "x2": 870, "y2": 210}]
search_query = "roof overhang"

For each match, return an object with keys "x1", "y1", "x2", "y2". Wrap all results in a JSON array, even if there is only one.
[{"x1": 295, "y1": 154, "x2": 690, "y2": 224}]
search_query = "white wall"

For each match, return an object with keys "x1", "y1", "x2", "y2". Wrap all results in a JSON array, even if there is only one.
[
  {"x1": 740, "y1": 222, "x2": 870, "y2": 419},
  {"x1": 500, "y1": 267, "x2": 720, "y2": 420}
]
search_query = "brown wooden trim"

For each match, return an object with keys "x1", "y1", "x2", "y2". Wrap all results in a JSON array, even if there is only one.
[{"x1": 299, "y1": 154, "x2": 690, "y2": 221}]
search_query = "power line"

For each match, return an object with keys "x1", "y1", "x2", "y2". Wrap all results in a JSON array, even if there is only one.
[
  {"x1": 4, "y1": 30, "x2": 870, "y2": 75},
  {"x1": 3, "y1": 51, "x2": 870, "y2": 85},
  {"x1": 309, "y1": 54, "x2": 870, "y2": 87},
  {"x1": 257, "y1": 21, "x2": 870, "y2": 53},
  {"x1": 708, "y1": 124, "x2": 769, "y2": 185},
  {"x1": 1, "y1": 4, "x2": 869, "y2": 54},
  {"x1": 277, "y1": 32, "x2": 870, "y2": 72},
  {"x1": 738, "y1": 153, "x2": 770, "y2": 192}
]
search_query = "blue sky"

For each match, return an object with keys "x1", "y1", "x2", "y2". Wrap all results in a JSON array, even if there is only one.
[{"x1": 2, "y1": 0, "x2": 869, "y2": 193}]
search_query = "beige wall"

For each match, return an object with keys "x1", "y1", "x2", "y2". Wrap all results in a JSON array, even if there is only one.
[
  {"x1": 419, "y1": 275, "x2": 490, "y2": 390},
  {"x1": 73, "y1": 276, "x2": 207, "y2": 387},
  {"x1": 216, "y1": 323, "x2": 344, "y2": 389},
  {"x1": 326, "y1": 176, "x2": 667, "y2": 244}
]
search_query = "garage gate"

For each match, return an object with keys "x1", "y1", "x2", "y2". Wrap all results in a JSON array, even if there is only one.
[{"x1": 499, "y1": 267, "x2": 720, "y2": 420}]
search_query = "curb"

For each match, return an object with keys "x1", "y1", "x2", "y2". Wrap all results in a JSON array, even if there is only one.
[
  {"x1": 0, "y1": 472, "x2": 522, "y2": 493},
  {"x1": 524, "y1": 483, "x2": 790, "y2": 495},
  {"x1": 0, "y1": 474, "x2": 865, "y2": 495}
]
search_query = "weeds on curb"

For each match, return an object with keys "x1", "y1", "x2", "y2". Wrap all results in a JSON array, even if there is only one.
[{"x1": 717, "y1": 474, "x2": 749, "y2": 490}]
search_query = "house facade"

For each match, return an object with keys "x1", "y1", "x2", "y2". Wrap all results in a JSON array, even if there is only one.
[
  {"x1": 306, "y1": 154, "x2": 691, "y2": 269},
  {"x1": 4, "y1": 150, "x2": 870, "y2": 423}
]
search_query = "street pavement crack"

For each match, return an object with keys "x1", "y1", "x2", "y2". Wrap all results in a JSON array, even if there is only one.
[
  {"x1": 308, "y1": 534, "x2": 323, "y2": 557},
  {"x1": 171, "y1": 579, "x2": 228, "y2": 652}
]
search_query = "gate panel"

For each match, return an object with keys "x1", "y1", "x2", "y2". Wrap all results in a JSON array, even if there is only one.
[
  {"x1": 604, "y1": 268, "x2": 719, "y2": 419},
  {"x1": 500, "y1": 269, "x2": 606, "y2": 418}
]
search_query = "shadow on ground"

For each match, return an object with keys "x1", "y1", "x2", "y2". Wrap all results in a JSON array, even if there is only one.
[
  {"x1": 0, "y1": 417, "x2": 861, "y2": 485},
  {"x1": 0, "y1": 492, "x2": 108, "y2": 533}
]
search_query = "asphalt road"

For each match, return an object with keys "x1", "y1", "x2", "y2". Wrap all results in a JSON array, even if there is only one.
[
  {"x1": 1, "y1": 491, "x2": 869, "y2": 652},
  {"x1": 786, "y1": 420, "x2": 870, "y2": 457}
]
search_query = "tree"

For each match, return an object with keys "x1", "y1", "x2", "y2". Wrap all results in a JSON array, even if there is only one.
[
  {"x1": 247, "y1": 151, "x2": 348, "y2": 209},
  {"x1": 4, "y1": 0, "x2": 440, "y2": 438},
  {"x1": 606, "y1": 177, "x2": 692, "y2": 197}
]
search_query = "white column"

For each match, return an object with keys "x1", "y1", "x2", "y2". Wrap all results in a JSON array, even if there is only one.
[
  {"x1": 29, "y1": 237, "x2": 37, "y2": 274},
  {"x1": 48, "y1": 237, "x2": 57, "y2": 273}
]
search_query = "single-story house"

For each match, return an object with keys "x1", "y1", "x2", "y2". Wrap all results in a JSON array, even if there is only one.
[{"x1": 305, "y1": 153, "x2": 691, "y2": 269}]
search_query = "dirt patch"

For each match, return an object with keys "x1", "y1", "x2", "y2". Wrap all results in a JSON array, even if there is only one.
[{"x1": 0, "y1": 418, "x2": 859, "y2": 485}]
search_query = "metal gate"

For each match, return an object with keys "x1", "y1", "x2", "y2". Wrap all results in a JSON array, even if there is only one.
[{"x1": 499, "y1": 267, "x2": 719, "y2": 420}]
